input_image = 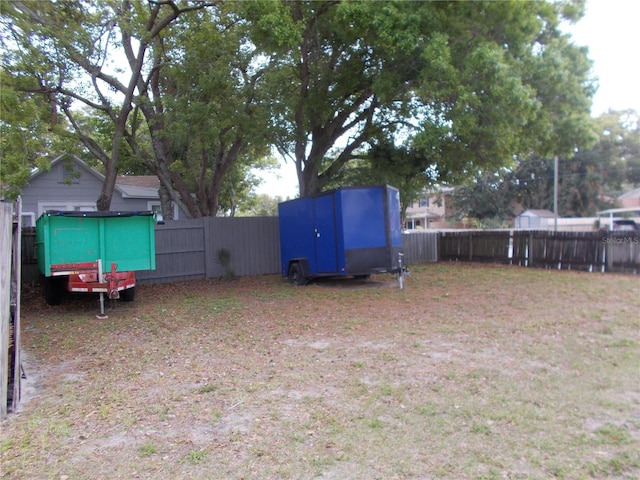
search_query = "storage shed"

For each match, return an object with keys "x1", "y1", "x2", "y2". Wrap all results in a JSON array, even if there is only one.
[{"x1": 515, "y1": 209, "x2": 558, "y2": 229}]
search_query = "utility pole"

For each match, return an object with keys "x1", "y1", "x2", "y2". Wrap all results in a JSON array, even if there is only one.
[{"x1": 553, "y1": 156, "x2": 558, "y2": 231}]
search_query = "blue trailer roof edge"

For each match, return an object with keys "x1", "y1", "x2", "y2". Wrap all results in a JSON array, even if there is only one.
[{"x1": 277, "y1": 184, "x2": 397, "y2": 205}]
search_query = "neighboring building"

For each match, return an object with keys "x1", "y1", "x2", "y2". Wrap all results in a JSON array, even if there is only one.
[
  {"x1": 598, "y1": 206, "x2": 640, "y2": 229},
  {"x1": 514, "y1": 209, "x2": 558, "y2": 229},
  {"x1": 618, "y1": 187, "x2": 640, "y2": 208},
  {"x1": 18, "y1": 154, "x2": 180, "y2": 226},
  {"x1": 404, "y1": 188, "x2": 453, "y2": 230}
]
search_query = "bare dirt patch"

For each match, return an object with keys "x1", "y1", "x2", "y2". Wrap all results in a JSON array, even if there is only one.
[{"x1": 2, "y1": 264, "x2": 639, "y2": 479}]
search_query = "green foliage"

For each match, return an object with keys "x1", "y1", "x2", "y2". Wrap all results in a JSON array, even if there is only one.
[
  {"x1": 412, "y1": 1, "x2": 595, "y2": 186},
  {"x1": 627, "y1": 156, "x2": 640, "y2": 187},
  {"x1": 246, "y1": 1, "x2": 596, "y2": 197},
  {"x1": 0, "y1": 0, "x2": 602, "y2": 210},
  {"x1": 449, "y1": 171, "x2": 514, "y2": 223},
  {"x1": 216, "y1": 248, "x2": 234, "y2": 279},
  {"x1": 608, "y1": 111, "x2": 640, "y2": 186},
  {"x1": 183, "y1": 449, "x2": 207, "y2": 464},
  {"x1": 324, "y1": 139, "x2": 437, "y2": 217},
  {"x1": 237, "y1": 193, "x2": 283, "y2": 217},
  {"x1": 0, "y1": 0, "x2": 167, "y2": 208},
  {"x1": 0, "y1": 71, "x2": 51, "y2": 198},
  {"x1": 449, "y1": 111, "x2": 638, "y2": 222},
  {"x1": 158, "y1": 5, "x2": 275, "y2": 216},
  {"x1": 138, "y1": 443, "x2": 157, "y2": 458}
]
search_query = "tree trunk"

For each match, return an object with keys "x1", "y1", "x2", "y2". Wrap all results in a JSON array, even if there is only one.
[
  {"x1": 96, "y1": 115, "x2": 129, "y2": 211},
  {"x1": 158, "y1": 184, "x2": 173, "y2": 220},
  {"x1": 140, "y1": 101, "x2": 202, "y2": 218},
  {"x1": 298, "y1": 161, "x2": 320, "y2": 198}
]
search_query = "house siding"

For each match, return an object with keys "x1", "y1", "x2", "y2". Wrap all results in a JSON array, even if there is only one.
[
  {"x1": 404, "y1": 189, "x2": 453, "y2": 230},
  {"x1": 20, "y1": 155, "x2": 162, "y2": 225},
  {"x1": 515, "y1": 210, "x2": 557, "y2": 229},
  {"x1": 21, "y1": 159, "x2": 99, "y2": 220}
]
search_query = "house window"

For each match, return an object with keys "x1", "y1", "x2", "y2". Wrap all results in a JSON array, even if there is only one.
[
  {"x1": 60, "y1": 163, "x2": 81, "y2": 184},
  {"x1": 21, "y1": 212, "x2": 36, "y2": 227},
  {"x1": 404, "y1": 220, "x2": 421, "y2": 230},
  {"x1": 38, "y1": 202, "x2": 96, "y2": 216},
  {"x1": 148, "y1": 201, "x2": 179, "y2": 220},
  {"x1": 418, "y1": 197, "x2": 429, "y2": 207}
]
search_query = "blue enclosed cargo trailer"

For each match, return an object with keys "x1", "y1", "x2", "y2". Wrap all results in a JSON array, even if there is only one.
[{"x1": 278, "y1": 185, "x2": 405, "y2": 285}]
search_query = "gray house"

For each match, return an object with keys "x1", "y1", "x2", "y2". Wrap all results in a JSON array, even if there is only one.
[
  {"x1": 19, "y1": 154, "x2": 180, "y2": 226},
  {"x1": 514, "y1": 209, "x2": 558, "y2": 229}
]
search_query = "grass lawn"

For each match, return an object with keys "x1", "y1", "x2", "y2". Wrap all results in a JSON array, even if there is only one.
[{"x1": 1, "y1": 263, "x2": 639, "y2": 479}]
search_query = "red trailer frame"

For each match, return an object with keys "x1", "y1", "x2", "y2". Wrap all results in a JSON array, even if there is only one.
[{"x1": 49, "y1": 260, "x2": 136, "y2": 316}]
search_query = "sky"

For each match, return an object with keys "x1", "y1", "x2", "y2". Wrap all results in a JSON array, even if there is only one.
[
  {"x1": 255, "y1": 0, "x2": 640, "y2": 199},
  {"x1": 565, "y1": 0, "x2": 640, "y2": 116}
]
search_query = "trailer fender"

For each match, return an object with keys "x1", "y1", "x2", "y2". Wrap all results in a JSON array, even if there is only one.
[{"x1": 288, "y1": 259, "x2": 311, "y2": 285}]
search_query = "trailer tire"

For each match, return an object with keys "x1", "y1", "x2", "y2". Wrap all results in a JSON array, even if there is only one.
[
  {"x1": 288, "y1": 262, "x2": 308, "y2": 286},
  {"x1": 120, "y1": 287, "x2": 135, "y2": 302},
  {"x1": 43, "y1": 276, "x2": 63, "y2": 306}
]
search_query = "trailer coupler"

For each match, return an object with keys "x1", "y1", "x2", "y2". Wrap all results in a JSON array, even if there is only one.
[
  {"x1": 397, "y1": 253, "x2": 409, "y2": 290},
  {"x1": 106, "y1": 262, "x2": 120, "y2": 300}
]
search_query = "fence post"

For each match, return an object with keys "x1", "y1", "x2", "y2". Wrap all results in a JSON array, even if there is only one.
[
  {"x1": 528, "y1": 232, "x2": 533, "y2": 267},
  {"x1": 1, "y1": 202, "x2": 13, "y2": 418},
  {"x1": 468, "y1": 231, "x2": 473, "y2": 262},
  {"x1": 203, "y1": 217, "x2": 213, "y2": 279}
]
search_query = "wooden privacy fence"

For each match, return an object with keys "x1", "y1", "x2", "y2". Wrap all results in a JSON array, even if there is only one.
[
  {"x1": 20, "y1": 218, "x2": 439, "y2": 285},
  {"x1": 136, "y1": 216, "x2": 281, "y2": 284},
  {"x1": 439, "y1": 230, "x2": 512, "y2": 264},
  {"x1": 402, "y1": 232, "x2": 439, "y2": 265},
  {"x1": 2, "y1": 201, "x2": 23, "y2": 417},
  {"x1": 440, "y1": 230, "x2": 640, "y2": 274},
  {"x1": 21, "y1": 221, "x2": 638, "y2": 285}
]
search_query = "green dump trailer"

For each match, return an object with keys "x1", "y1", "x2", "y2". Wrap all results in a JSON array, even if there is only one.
[{"x1": 36, "y1": 211, "x2": 156, "y2": 313}]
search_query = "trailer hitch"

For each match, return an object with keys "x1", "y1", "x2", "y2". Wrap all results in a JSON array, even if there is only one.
[
  {"x1": 106, "y1": 262, "x2": 120, "y2": 300},
  {"x1": 397, "y1": 253, "x2": 409, "y2": 289},
  {"x1": 96, "y1": 261, "x2": 121, "y2": 318}
]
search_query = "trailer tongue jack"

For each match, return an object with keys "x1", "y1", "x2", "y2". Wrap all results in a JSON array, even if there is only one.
[{"x1": 51, "y1": 259, "x2": 134, "y2": 318}]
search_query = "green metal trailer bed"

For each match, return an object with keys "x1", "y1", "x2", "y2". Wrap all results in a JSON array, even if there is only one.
[{"x1": 35, "y1": 211, "x2": 156, "y2": 314}]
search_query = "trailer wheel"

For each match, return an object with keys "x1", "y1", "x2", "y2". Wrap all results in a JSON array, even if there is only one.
[
  {"x1": 43, "y1": 276, "x2": 63, "y2": 306},
  {"x1": 288, "y1": 262, "x2": 308, "y2": 286},
  {"x1": 120, "y1": 287, "x2": 135, "y2": 302}
]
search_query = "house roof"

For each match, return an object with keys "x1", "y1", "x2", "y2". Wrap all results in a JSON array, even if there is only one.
[
  {"x1": 31, "y1": 154, "x2": 159, "y2": 199},
  {"x1": 618, "y1": 187, "x2": 640, "y2": 200},
  {"x1": 598, "y1": 206, "x2": 640, "y2": 216},
  {"x1": 406, "y1": 211, "x2": 441, "y2": 220},
  {"x1": 116, "y1": 175, "x2": 160, "y2": 189},
  {"x1": 116, "y1": 183, "x2": 159, "y2": 199},
  {"x1": 518, "y1": 209, "x2": 557, "y2": 218}
]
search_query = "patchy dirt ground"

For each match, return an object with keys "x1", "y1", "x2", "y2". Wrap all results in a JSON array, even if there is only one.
[{"x1": 2, "y1": 264, "x2": 639, "y2": 479}]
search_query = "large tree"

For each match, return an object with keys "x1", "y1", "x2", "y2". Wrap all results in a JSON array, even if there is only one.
[
  {"x1": 1, "y1": 0, "x2": 218, "y2": 214},
  {"x1": 2, "y1": 1, "x2": 280, "y2": 217},
  {"x1": 248, "y1": 0, "x2": 595, "y2": 197},
  {"x1": 0, "y1": 67, "x2": 56, "y2": 199},
  {"x1": 610, "y1": 110, "x2": 640, "y2": 187},
  {"x1": 157, "y1": 5, "x2": 274, "y2": 217},
  {"x1": 323, "y1": 139, "x2": 438, "y2": 217},
  {"x1": 448, "y1": 111, "x2": 636, "y2": 222},
  {"x1": 2, "y1": 0, "x2": 597, "y2": 208}
]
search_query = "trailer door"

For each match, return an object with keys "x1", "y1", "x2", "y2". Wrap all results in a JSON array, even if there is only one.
[{"x1": 313, "y1": 194, "x2": 338, "y2": 273}]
